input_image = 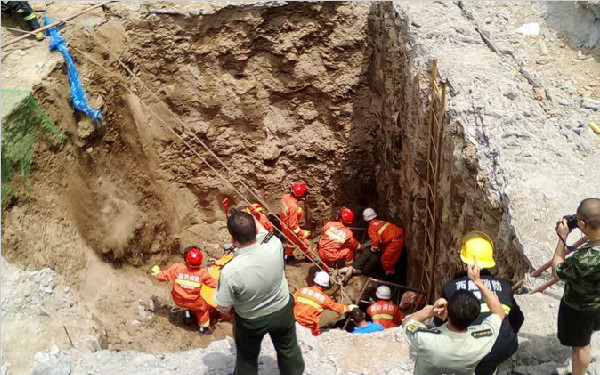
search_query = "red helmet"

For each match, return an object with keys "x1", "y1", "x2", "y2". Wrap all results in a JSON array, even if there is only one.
[
  {"x1": 291, "y1": 183, "x2": 308, "y2": 198},
  {"x1": 184, "y1": 246, "x2": 203, "y2": 268},
  {"x1": 340, "y1": 207, "x2": 354, "y2": 225}
]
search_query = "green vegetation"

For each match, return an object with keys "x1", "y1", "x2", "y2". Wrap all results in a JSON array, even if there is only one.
[{"x1": 1, "y1": 93, "x2": 65, "y2": 206}]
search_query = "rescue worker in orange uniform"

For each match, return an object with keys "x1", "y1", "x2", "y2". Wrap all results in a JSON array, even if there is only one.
[
  {"x1": 293, "y1": 271, "x2": 357, "y2": 336},
  {"x1": 363, "y1": 208, "x2": 406, "y2": 276},
  {"x1": 317, "y1": 207, "x2": 361, "y2": 274},
  {"x1": 280, "y1": 183, "x2": 313, "y2": 261},
  {"x1": 245, "y1": 203, "x2": 273, "y2": 233},
  {"x1": 367, "y1": 286, "x2": 403, "y2": 328},
  {"x1": 151, "y1": 246, "x2": 218, "y2": 335}
]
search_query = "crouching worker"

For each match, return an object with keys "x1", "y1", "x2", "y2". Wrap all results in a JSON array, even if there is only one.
[
  {"x1": 404, "y1": 261, "x2": 505, "y2": 375},
  {"x1": 151, "y1": 246, "x2": 217, "y2": 335},
  {"x1": 318, "y1": 207, "x2": 361, "y2": 278},
  {"x1": 362, "y1": 208, "x2": 406, "y2": 277},
  {"x1": 367, "y1": 286, "x2": 403, "y2": 328},
  {"x1": 294, "y1": 271, "x2": 357, "y2": 336}
]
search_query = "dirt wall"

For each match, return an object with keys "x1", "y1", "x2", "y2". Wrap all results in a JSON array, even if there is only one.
[
  {"x1": 360, "y1": 3, "x2": 530, "y2": 291},
  {"x1": 4, "y1": 0, "x2": 531, "y2": 295}
]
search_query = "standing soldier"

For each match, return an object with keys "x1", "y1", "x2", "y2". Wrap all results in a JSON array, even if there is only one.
[
  {"x1": 362, "y1": 208, "x2": 406, "y2": 276},
  {"x1": 367, "y1": 286, "x2": 403, "y2": 328},
  {"x1": 317, "y1": 207, "x2": 361, "y2": 277},
  {"x1": 280, "y1": 183, "x2": 313, "y2": 261}
]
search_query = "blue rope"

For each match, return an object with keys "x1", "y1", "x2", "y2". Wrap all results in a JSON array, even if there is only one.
[{"x1": 45, "y1": 15, "x2": 102, "y2": 128}]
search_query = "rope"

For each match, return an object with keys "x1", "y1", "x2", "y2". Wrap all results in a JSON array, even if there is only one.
[{"x1": 73, "y1": 37, "x2": 352, "y2": 300}]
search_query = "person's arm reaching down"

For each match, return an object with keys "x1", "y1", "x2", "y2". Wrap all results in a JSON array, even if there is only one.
[
  {"x1": 323, "y1": 294, "x2": 353, "y2": 315},
  {"x1": 215, "y1": 271, "x2": 235, "y2": 319},
  {"x1": 347, "y1": 233, "x2": 362, "y2": 251},
  {"x1": 201, "y1": 269, "x2": 218, "y2": 288},
  {"x1": 368, "y1": 222, "x2": 381, "y2": 251}
]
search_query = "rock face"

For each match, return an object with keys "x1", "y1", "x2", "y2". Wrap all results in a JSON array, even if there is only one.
[
  {"x1": 373, "y1": 1, "x2": 600, "y2": 290},
  {"x1": 545, "y1": 1, "x2": 600, "y2": 47}
]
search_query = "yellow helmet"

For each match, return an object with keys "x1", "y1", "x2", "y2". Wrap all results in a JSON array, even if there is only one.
[{"x1": 460, "y1": 231, "x2": 495, "y2": 269}]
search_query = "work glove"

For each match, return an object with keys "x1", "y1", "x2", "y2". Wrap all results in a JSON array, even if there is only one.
[
  {"x1": 303, "y1": 230, "x2": 311, "y2": 239},
  {"x1": 151, "y1": 265, "x2": 160, "y2": 276},
  {"x1": 348, "y1": 304, "x2": 359, "y2": 311}
]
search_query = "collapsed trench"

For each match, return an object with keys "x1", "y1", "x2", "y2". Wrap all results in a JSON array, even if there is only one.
[{"x1": 8, "y1": 1, "x2": 530, "y2": 352}]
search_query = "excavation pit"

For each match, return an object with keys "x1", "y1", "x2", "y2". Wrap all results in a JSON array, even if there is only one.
[{"x1": 1, "y1": 2, "x2": 556, "y2": 371}]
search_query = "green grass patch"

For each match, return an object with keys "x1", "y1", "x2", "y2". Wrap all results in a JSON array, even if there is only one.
[{"x1": 1, "y1": 93, "x2": 65, "y2": 207}]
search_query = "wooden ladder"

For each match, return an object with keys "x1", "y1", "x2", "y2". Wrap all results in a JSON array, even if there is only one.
[{"x1": 420, "y1": 59, "x2": 448, "y2": 302}]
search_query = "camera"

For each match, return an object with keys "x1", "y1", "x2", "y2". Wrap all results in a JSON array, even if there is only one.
[{"x1": 563, "y1": 214, "x2": 579, "y2": 231}]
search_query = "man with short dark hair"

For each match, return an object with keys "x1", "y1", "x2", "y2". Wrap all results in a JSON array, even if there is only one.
[
  {"x1": 216, "y1": 211, "x2": 305, "y2": 375},
  {"x1": 351, "y1": 308, "x2": 384, "y2": 334},
  {"x1": 404, "y1": 262, "x2": 505, "y2": 375},
  {"x1": 552, "y1": 198, "x2": 600, "y2": 375}
]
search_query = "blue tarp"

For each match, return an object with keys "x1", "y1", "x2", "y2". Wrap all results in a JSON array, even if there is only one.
[{"x1": 44, "y1": 16, "x2": 102, "y2": 128}]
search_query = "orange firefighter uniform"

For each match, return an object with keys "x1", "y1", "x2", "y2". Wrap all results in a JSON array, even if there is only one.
[
  {"x1": 293, "y1": 286, "x2": 352, "y2": 335},
  {"x1": 245, "y1": 204, "x2": 273, "y2": 232},
  {"x1": 367, "y1": 300, "x2": 403, "y2": 328},
  {"x1": 317, "y1": 221, "x2": 361, "y2": 270},
  {"x1": 280, "y1": 193, "x2": 312, "y2": 258},
  {"x1": 156, "y1": 263, "x2": 217, "y2": 328},
  {"x1": 367, "y1": 219, "x2": 405, "y2": 275}
]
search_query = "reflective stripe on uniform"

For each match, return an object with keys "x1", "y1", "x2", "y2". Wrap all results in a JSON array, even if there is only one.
[
  {"x1": 297, "y1": 207, "x2": 303, "y2": 214},
  {"x1": 377, "y1": 222, "x2": 391, "y2": 235},
  {"x1": 480, "y1": 303, "x2": 512, "y2": 315},
  {"x1": 23, "y1": 13, "x2": 37, "y2": 21},
  {"x1": 325, "y1": 228, "x2": 346, "y2": 243},
  {"x1": 372, "y1": 313, "x2": 394, "y2": 320},
  {"x1": 296, "y1": 296, "x2": 324, "y2": 312},
  {"x1": 293, "y1": 227, "x2": 302, "y2": 233},
  {"x1": 175, "y1": 279, "x2": 201, "y2": 288}
]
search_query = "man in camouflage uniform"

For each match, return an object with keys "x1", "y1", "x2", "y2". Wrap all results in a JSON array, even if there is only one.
[{"x1": 553, "y1": 198, "x2": 600, "y2": 375}]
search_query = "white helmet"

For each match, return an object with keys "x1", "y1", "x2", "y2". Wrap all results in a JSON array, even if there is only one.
[
  {"x1": 313, "y1": 271, "x2": 330, "y2": 288},
  {"x1": 363, "y1": 207, "x2": 377, "y2": 222},
  {"x1": 376, "y1": 285, "x2": 391, "y2": 300}
]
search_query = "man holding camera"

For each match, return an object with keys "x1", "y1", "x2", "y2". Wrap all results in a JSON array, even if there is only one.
[{"x1": 552, "y1": 198, "x2": 600, "y2": 375}]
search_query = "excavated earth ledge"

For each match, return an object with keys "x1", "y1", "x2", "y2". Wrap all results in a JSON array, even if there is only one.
[{"x1": 1, "y1": 1, "x2": 599, "y2": 375}]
